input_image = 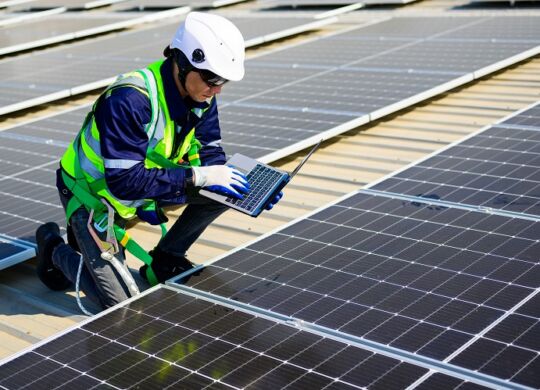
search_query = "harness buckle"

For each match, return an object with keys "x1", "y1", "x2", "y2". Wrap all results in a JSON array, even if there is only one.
[
  {"x1": 87, "y1": 199, "x2": 119, "y2": 255},
  {"x1": 93, "y1": 214, "x2": 108, "y2": 233}
]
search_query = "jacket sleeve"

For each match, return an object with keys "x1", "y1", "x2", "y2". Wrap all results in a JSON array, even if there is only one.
[
  {"x1": 195, "y1": 98, "x2": 227, "y2": 166},
  {"x1": 96, "y1": 87, "x2": 188, "y2": 202}
]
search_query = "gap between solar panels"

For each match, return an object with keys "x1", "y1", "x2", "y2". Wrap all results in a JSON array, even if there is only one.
[
  {"x1": 109, "y1": 0, "x2": 251, "y2": 11},
  {"x1": 0, "y1": 5, "x2": 65, "y2": 28}
]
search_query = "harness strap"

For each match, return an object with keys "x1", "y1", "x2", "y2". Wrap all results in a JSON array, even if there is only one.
[
  {"x1": 61, "y1": 169, "x2": 161, "y2": 287},
  {"x1": 114, "y1": 226, "x2": 159, "y2": 286}
]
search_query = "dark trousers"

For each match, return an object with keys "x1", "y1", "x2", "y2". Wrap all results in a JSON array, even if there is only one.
[{"x1": 53, "y1": 189, "x2": 227, "y2": 309}]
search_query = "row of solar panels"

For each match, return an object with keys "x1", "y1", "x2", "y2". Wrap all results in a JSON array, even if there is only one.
[
  {"x1": 1, "y1": 15, "x2": 539, "y2": 269},
  {"x1": 1, "y1": 103, "x2": 538, "y2": 389}
]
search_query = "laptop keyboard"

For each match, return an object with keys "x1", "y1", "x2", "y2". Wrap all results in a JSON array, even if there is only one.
[{"x1": 226, "y1": 164, "x2": 283, "y2": 211}]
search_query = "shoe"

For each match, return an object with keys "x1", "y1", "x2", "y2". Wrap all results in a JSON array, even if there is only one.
[
  {"x1": 139, "y1": 247, "x2": 194, "y2": 285},
  {"x1": 35, "y1": 222, "x2": 72, "y2": 291}
]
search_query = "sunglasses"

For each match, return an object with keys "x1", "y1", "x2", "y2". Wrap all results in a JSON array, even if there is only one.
[{"x1": 197, "y1": 69, "x2": 228, "y2": 88}]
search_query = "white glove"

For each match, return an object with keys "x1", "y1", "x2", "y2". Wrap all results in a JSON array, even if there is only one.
[{"x1": 192, "y1": 165, "x2": 250, "y2": 200}]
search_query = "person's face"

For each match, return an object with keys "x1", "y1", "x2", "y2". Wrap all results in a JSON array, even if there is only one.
[{"x1": 184, "y1": 71, "x2": 224, "y2": 102}]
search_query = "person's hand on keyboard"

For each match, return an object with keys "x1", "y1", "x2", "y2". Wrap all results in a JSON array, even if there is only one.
[
  {"x1": 192, "y1": 165, "x2": 250, "y2": 200},
  {"x1": 265, "y1": 191, "x2": 283, "y2": 210}
]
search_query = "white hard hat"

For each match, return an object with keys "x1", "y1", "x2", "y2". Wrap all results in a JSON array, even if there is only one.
[{"x1": 170, "y1": 12, "x2": 245, "y2": 81}]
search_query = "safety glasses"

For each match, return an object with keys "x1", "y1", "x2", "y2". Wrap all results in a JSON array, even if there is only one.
[{"x1": 197, "y1": 69, "x2": 228, "y2": 88}]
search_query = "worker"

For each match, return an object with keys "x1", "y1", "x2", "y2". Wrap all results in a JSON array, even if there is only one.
[{"x1": 34, "y1": 12, "x2": 282, "y2": 311}]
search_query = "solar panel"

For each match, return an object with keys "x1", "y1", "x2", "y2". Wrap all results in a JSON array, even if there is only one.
[
  {"x1": 372, "y1": 102, "x2": 540, "y2": 217},
  {"x1": 0, "y1": 285, "x2": 485, "y2": 389},
  {"x1": 0, "y1": 239, "x2": 34, "y2": 271},
  {"x1": 0, "y1": 9, "x2": 190, "y2": 56},
  {"x1": 169, "y1": 189, "x2": 539, "y2": 389}
]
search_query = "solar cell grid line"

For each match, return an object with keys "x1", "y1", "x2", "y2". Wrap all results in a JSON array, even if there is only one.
[
  {"x1": 170, "y1": 190, "x2": 539, "y2": 389},
  {"x1": 0, "y1": 285, "x2": 470, "y2": 390},
  {"x1": 371, "y1": 101, "x2": 540, "y2": 218}
]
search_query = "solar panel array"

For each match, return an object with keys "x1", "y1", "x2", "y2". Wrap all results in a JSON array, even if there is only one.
[
  {"x1": 165, "y1": 102, "x2": 540, "y2": 389},
  {"x1": 0, "y1": 5, "x2": 538, "y2": 387},
  {"x1": 0, "y1": 285, "x2": 494, "y2": 389}
]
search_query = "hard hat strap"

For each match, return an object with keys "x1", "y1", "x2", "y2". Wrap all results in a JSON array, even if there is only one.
[{"x1": 172, "y1": 49, "x2": 193, "y2": 90}]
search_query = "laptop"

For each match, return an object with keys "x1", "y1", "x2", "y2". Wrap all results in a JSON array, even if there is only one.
[{"x1": 200, "y1": 140, "x2": 321, "y2": 217}]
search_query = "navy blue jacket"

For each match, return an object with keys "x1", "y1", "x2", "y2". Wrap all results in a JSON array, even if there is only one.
[{"x1": 64, "y1": 58, "x2": 226, "y2": 204}]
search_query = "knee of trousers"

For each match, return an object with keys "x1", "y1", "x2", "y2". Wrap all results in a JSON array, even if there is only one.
[{"x1": 85, "y1": 256, "x2": 132, "y2": 309}]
